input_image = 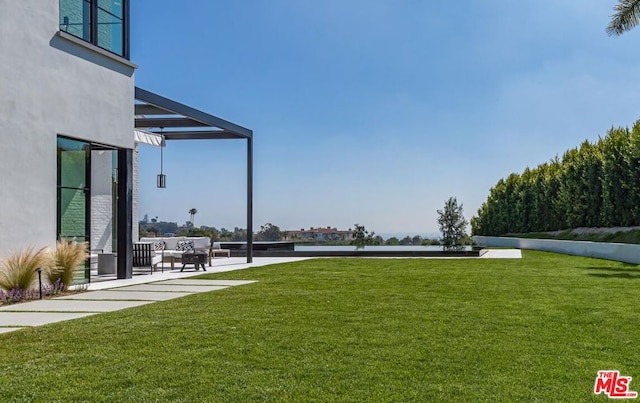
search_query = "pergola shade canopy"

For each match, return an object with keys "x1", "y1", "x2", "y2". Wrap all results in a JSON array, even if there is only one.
[
  {"x1": 134, "y1": 87, "x2": 252, "y2": 140},
  {"x1": 134, "y1": 129, "x2": 163, "y2": 146},
  {"x1": 134, "y1": 87, "x2": 254, "y2": 263}
]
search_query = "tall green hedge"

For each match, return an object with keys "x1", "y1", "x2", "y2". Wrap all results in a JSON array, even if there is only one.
[{"x1": 471, "y1": 119, "x2": 640, "y2": 235}]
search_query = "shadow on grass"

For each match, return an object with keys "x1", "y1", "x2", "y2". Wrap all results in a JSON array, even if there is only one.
[
  {"x1": 580, "y1": 265, "x2": 640, "y2": 272},
  {"x1": 587, "y1": 272, "x2": 640, "y2": 280},
  {"x1": 580, "y1": 266, "x2": 640, "y2": 280}
]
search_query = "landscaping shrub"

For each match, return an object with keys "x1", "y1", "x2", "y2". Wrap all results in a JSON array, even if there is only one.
[
  {"x1": 0, "y1": 278, "x2": 68, "y2": 305},
  {"x1": 46, "y1": 239, "x2": 89, "y2": 287},
  {"x1": 472, "y1": 119, "x2": 640, "y2": 235},
  {"x1": 0, "y1": 247, "x2": 50, "y2": 292}
]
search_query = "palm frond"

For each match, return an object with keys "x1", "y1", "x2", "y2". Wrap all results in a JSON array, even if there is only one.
[{"x1": 607, "y1": 0, "x2": 640, "y2": 36}]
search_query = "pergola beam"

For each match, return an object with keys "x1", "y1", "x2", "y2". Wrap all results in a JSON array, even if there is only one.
[
  {"x1": 151, "y1": 130, "x2": 240, "y2": 140},
  {"x1": 134, "y1": 104, "x2": 173, "y2": 115},
  {"x1": 135, "y1": 87, "x2": 252, "y2": 138},
  {"x1": 135, "y1": 118, "x2": 208, "y2": 128},
  {"x1": 135, "y1": 87, "x2": 254, "y2": 263}
]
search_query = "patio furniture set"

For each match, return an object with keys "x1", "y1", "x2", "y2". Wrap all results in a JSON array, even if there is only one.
[{"x1": 133, "y1": 236, "x2": 230, "y2": 273}]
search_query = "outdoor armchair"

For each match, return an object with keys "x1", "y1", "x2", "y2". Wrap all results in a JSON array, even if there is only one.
[{"x1": 132, "y1": 242, "x2": 162, "y2": 274}]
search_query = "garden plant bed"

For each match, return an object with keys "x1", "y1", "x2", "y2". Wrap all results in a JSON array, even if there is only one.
[
  {"x1": 0, "y1": 251, "x2": 638, "y2": 400},
  {"x1": 0, "y1": 286, "x2": 87, "y2": 307}
]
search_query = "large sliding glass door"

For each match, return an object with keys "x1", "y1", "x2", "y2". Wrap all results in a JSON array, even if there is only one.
[
  {"x1": 57, "y1": 137, "x2": 91, "y2": 283},
  {"x1": 57, "y1": 137, "x2": 131, "y2": 282}
]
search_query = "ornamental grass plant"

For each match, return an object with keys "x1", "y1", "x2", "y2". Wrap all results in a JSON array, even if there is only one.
[
  {"x1": 0, "y1": 246, "x2": 50, "y2": 292},
  {"x1": 46, "y1": 239, "x2": 89, "y2": 287}
]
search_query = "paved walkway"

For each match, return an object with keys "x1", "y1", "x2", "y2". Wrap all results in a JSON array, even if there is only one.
[
  {"x1": 0, "y1": 257, "x2": 308, "y2": 334},
  {"x1": 0, "y1": 251, "x2": 521, "y2": 334}
]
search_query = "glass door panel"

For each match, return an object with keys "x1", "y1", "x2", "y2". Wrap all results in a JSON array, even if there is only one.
[
  {"x1": 59, "y1": 188, "x2": 87, "y2": 241},
  {"x1": 90, "y1": 148, "x2": 117, "y2": 255},
  {"x1": 57, "y1": 137, "x2": 90, "y2": 283}
]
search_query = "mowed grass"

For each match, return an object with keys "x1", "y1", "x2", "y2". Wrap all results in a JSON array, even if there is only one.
[{"x1": 1, "y1": 251, "x2": 639, "y2": 401}]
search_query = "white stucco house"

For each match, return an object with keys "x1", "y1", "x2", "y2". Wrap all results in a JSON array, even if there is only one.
[{"x1": 0, "y1": 1, "x2": 253, "y2": 282}]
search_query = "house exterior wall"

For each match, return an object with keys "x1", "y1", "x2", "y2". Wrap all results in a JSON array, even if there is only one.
[{"x1": 0, "y1": 1, "x2": 134, "y2": 256}]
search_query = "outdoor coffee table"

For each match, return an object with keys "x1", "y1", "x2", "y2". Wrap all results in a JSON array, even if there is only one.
[{"x1": 180, "y1": 251, "x2": 207, "y2": 272}]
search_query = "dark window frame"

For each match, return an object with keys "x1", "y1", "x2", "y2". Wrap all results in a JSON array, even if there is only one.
[
  {"x1": 56, "y1": 135, "x2": 91, "y2": 243},
  {"x1": 59, "y1": 0, "x2": 130, "y2": 59},
  {"x1": 56, "y1": 135, "x2": 92, "y2": 283}
]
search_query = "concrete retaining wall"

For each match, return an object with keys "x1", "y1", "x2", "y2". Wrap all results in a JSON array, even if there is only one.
[{"x1": 473, "y1": 236, "x2": 640, "y2": 265}]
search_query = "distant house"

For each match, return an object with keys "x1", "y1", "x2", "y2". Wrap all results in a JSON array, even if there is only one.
[{"x1": 286, "y1": 227, "x2": 352, "y2": 241}]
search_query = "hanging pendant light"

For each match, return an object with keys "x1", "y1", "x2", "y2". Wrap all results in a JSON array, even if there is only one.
[{"x1": 157, "y1": 128, "x2": 166, "y2": 188}]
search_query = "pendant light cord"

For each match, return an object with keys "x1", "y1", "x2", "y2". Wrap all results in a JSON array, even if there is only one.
[{"x1": 160, "y1": 127, "x2": 164, "y2": 175}]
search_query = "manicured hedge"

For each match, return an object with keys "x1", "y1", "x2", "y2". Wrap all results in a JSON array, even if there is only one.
[{"x1": 472, "y1": 119, "x2": 640, "y2": 235}]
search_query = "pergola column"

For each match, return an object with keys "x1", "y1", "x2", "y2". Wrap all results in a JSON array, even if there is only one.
[{"x1": 247, "y1": 136, "x2": 253, "y2": 263}]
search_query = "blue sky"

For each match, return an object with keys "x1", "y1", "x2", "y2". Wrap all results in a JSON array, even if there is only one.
[{"x1": 132, "y1": 1, "x2": 640, "y2": 237}]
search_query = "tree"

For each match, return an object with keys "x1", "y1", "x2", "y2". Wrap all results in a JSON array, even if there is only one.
[
  {"x1": 437, "y1": 197, "x2": 469, "y2": 250},
  {"x1": 350, "y1": 224, "x2": 375, "y2": 248},
  {"x1": 385, "y1": 237, "x2": 399, "y2": 246},
  {"x1": 607, "y1": 0, "x2": 640, "y2": 36},
  {"x1": 148, "y1": 226, "x2": 159, "y2": 237},
  {"x1": 255, "y1": 223, "x2": 283, "y2": 241},
  {"x1": 188, "y1": 208, "x2": 198, "y2": 227},
  {"x1": 472, "y1": 123, "x2": 640, "y2": 235},
  {"x1": 422, "y1": 238, "x2": 441, "y2": 246},
  {"x1": 230, "y1": 227, "x2": 247, "y2": 242}
]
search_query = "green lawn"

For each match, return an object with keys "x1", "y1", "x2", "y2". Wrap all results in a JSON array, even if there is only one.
[{"x1": 1, "y1": 251, "x2": 639, "y2": 401}]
